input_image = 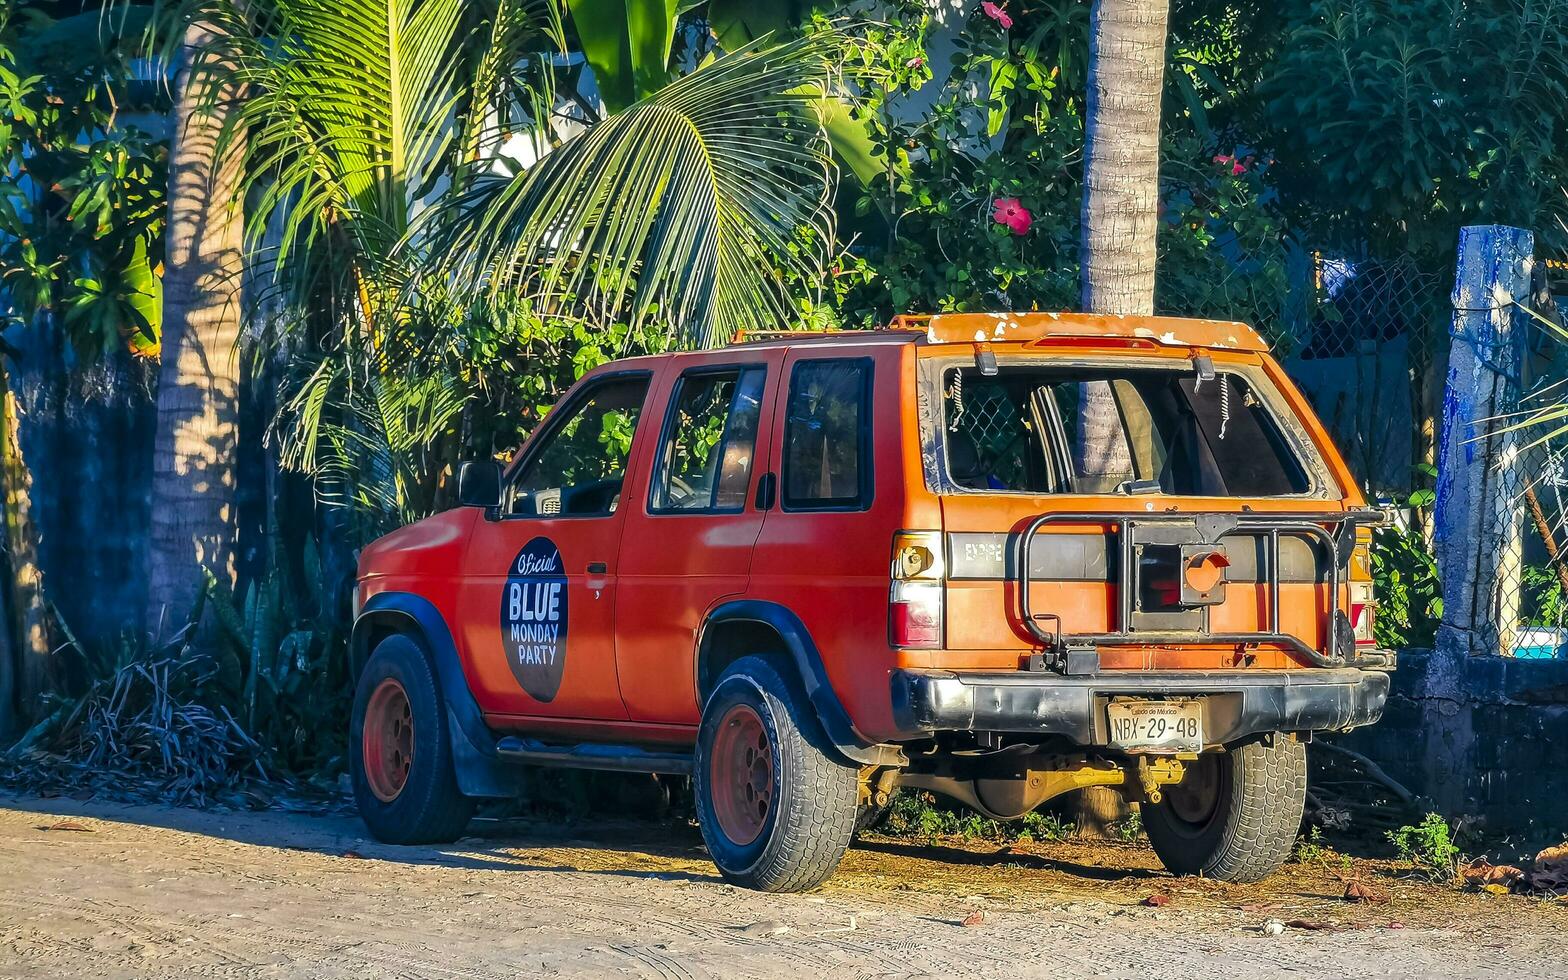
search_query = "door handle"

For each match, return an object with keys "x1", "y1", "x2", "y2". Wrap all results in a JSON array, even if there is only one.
[
  {"x1": 586, "y1": 561, "x2": 608, "y2": 574},
  {"x1": 754, "y1": 472, "x2": 777, "y2": 511}
]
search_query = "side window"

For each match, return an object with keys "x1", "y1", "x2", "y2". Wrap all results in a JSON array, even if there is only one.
[
  {"x1": 650, "y1": 367, "x2": 767, "y2": 512},
  {"x1": 509, "y1": 375, "x2": 650, "y2": 517},
  {"x1": 782, "y1": 358, "x2": 872, "y2": 510}
]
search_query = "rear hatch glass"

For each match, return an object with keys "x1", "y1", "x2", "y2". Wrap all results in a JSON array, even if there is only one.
[
  {"x1": 927, "y1": 357, "x2": 1337, "y2": 655},
  {"x1": 936, "y1": 362, "x2": 1313, "y2": 497}
]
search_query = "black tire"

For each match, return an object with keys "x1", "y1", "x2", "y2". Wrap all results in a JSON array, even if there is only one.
[
  {"x1": 694, "y1": 655, "x2": 858, "y2": 892},
  {"x1": 350, "y1": 634, "x2": 475, "y2": 844},
  {"x1": 1143, "y1": 737, "x2": 1307, "y2": 883}
]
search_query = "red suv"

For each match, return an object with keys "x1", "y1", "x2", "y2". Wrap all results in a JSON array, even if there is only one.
[{"x1": 349, "y1": 313, "x2": 1393, "y2": 892}]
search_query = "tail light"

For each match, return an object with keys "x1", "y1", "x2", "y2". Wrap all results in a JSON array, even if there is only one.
[
  {"x1": 1349, "y1": 527, "x2": 1377, "y2": 646},
  {"x1": 890, "y1": 531, "x2": 944, "y2": 649}
]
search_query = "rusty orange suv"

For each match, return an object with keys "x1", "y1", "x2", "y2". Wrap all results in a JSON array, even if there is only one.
[{"x1": 349, "y1": 313, "x2": 1394, "y2": 892}]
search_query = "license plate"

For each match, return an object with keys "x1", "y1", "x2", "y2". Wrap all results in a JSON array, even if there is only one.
[{"x1": 1106, "y1": 699, "x2": 1204, "y2": 754}]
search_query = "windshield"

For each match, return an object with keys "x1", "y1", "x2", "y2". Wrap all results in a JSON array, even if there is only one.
[{"x1": 939, "y1": 364, "x2": 1311, "y2": 497}]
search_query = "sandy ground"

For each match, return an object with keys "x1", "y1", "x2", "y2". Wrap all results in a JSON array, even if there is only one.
[{"x1": 1, "y1": 792, "x2": 1564, "y2": 979}]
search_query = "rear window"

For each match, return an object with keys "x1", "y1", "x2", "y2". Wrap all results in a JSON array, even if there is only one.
[
  {"x1": 940, "y1": 365, "x2": 1310, "y2": 496},
  {"x1": 782, "y1": 358, "x2": 873, "y2": 510}
]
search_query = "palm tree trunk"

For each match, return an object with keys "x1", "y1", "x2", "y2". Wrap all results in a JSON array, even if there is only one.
[
  {"x1": 1080, "y1": 0, "x2": 1169, "y2": 315},
  {"x1": 144, "y1": 22, "x2": 247, "y2": 641},
  {"x1": 0, "y1": 355, "x2": 49, "y2": 734},
  {"x1": 1074, "y1": 0, "x2": 1171, "y2": 837}
]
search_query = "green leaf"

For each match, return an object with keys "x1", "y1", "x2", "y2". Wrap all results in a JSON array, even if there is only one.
[
  {"x1": 707, "y1": 0, "x2": 831, "y2": 47},
  {"x1": 189, "y1": 0, "x2": 562, "y2": 310},
  {"x1": 567, "y1": 0, "x2": 678, "y2": 113},
  {"x1": 121, "y1": 236, "x2": 162, "y2": 352},
  {"x1": 987, "y1": 60, "x2": 1016, "y2": 138},
  {"x1": 800, "y1": 85, "x2": 880, "y2": 189}
]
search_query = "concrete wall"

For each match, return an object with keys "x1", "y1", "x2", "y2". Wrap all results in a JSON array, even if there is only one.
[
  {"x1": 10, "y1": 327, "x2": 157, "y2": 648},
  {"x1": 1341, "y1": 647, "x2": 1568, "y2": 843}
]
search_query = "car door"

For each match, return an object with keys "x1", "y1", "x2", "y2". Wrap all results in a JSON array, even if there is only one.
[
  {"x1": 455, "y1": 369, "x2": 658, "y2": 722},
  {"x1": 746, "y1": 350, "x2": 906, "y2": 739},
  {"x1": 615, "y1": 351, "x2": 783, "y2": 725}
]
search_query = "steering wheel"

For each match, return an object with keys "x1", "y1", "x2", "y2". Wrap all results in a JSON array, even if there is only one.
[{"x1": 665, "y1": 474, "x2": 699, "y2": 507}]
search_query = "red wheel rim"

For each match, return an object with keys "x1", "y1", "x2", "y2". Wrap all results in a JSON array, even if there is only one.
[
  {"x1": 363, "y1": 678, "x2": 414, "y2": 803},
  {"x1": 709, "y1": 704, "x2": 774, "y2": 846}
]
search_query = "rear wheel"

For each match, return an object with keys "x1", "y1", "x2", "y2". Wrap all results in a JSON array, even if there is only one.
[
  {"x1": 695, "y1": 655, "x2": 858, "y2": 892},
  {"x1": 350, "y1": 634, "x2": 475, "y2": 844},
  {"x1": 1142, "y1": 737, "x2": 1307, "y2": 882}
]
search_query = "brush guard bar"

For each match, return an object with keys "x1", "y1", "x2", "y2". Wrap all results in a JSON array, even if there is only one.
[{"x1": 1018, "y1": 510, "x2": 1391, "y2": 671}]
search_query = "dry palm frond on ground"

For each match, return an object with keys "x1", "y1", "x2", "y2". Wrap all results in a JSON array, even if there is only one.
[{"x1": 0, "y1": 647, "x2": 269, "y2": 808}]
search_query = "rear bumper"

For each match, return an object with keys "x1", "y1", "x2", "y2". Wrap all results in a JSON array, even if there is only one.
[{"x1": 889, "y1": 666, "x2": 1390, "y2": 746}]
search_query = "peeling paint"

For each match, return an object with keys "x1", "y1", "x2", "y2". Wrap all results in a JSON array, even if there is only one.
[{"x1": 919, "y1": 312, "x2": 1270, "y2": 350}]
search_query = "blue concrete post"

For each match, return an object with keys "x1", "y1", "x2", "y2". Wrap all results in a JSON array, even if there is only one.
[{"x1": 1434, "y1": 225, "x2": 1534, "y2": 658}]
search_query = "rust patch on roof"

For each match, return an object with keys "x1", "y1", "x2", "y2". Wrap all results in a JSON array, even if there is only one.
[{"x1": 893, "y1": 312, "x2": 1267, "y2": 352}]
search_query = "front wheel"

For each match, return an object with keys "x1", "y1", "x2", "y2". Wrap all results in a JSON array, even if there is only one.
[
  {"x1": 350, "y1": 634, "x2": 475, "y2": 844},
  {"x1": 1142, "y1": 737, "x2": 1307, "y2": 882},
  {"x1": 694, "y1": 655, "x2": 858, "y2": 892}
]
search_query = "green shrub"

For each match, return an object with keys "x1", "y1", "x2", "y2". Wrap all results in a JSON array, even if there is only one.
[
  {"x1": 1110, "y1": 807, "x2": 1144, "y2": 843},
  {"x1": 883, "y1": 791, "x2": 1075, "y2": 843},
  {"x1": 1371, "y1": 520, "x2": 1442, "y2": 649},
  {"x1": 1387, "y1": 812, "x2": 1461, "y2": 879},
  {"x1": 1017, "y1": 809, "x2": 1076, "y2": 843},
  {"x1": 1293, "y1": 825, "x2": 1328, "y2": 864}
]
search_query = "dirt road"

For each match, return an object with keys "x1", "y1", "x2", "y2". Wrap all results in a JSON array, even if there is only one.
[{"x1": 1, "y1": 792, "x2": 1563, "y2": 979}]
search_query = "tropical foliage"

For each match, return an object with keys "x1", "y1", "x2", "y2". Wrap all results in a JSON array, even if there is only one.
[
  {"x1": 815, "y1": 2, "x2": 1297, "y2": 336},
  {"x1": 0, "y1": 4, "x2": 167, "y2": 356},
  {"x1": 1264, "y1": 0, "x2": 1568, "y2": 255},
  {"x1": 132, "y1": 0, "x2": 845, "y2": 539}
]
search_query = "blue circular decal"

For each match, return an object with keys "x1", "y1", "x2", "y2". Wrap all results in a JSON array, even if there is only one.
[{"x1": 501, "y1": 537, "x2": 568, "y2": 702}]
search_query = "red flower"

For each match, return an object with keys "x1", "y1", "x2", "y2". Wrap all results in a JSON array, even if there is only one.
[
  {"x1": 981, "y1": 2, "x2": 1013, "y2": 29},
  {"x1": 991, "y1": 197, "x2": 1032, "y2": 235},
  {"x1": 1215, "y1": 152, "x2": 1249, "y2": 175},
  {"x1": 905, "y1": 56, "x2": 925, "y2": 69}
]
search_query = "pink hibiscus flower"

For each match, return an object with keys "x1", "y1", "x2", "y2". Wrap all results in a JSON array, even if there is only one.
[
  {"x1": 991, "y1": 197, "x2": 1032, "y2": 235},
  {"x1": 981, "y1": 2, "x2": 1013, "y2": 29}
]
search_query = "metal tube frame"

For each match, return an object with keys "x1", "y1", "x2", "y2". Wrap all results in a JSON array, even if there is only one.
[{"x1": 1019, "y1": 511, "x2": 1385, "y2": 668}]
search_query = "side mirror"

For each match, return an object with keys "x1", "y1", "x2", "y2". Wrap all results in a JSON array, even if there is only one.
[{"x1": 456, "y1": 460, "x2": 502, "y2": 509}]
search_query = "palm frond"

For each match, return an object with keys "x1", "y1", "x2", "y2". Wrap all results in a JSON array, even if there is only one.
[
  {"x1": 430, "y1": 32, "x2": 842, "y2": 348},
  {"x1": 154, "y1": 0, "x2": 563, "y2": 303},
  {"x1": 275, "y1": 353, "x2": 468, "y2": 529}
]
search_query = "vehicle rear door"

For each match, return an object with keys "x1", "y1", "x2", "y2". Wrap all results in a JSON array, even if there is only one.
[
  {"x1": 934, "y1": 354, "x2": 1339, "y2": 662},
  {"x1": 746, "y1": 348, "x2": 908, "y2": 740},
  {"x1": 455, "y1": 369, "x2": 658, "y2": 721},
  {"x1": 615, "y1": 350, "x2": 783, "y2": 725}
]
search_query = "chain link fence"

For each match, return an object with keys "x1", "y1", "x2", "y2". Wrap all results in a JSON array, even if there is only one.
[
  {"x1": 1472, "y1": 267, "x2": 1568, "y2": 658},
  {"x1": 1274, "y1": 253, "x2": 1449, "y2": 499}
]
